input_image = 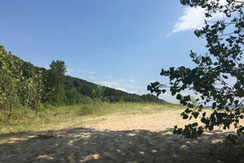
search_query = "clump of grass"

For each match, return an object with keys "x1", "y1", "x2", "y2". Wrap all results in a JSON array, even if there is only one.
[{"x1": 79, "y1": 104, "x2": 97, "y2": 115}]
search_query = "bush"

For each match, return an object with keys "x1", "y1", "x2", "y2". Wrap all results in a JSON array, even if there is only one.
[
  {"x1": 80, "y1": 96, "x2": 93, "y2": 104},
  {"x1": 79, "y1": 104, "x2": 95, "y2": 115}
]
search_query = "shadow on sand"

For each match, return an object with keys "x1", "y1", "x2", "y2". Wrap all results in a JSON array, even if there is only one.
[{"x1": 0, "y1": 127, "x2": 243, "y2": 163}]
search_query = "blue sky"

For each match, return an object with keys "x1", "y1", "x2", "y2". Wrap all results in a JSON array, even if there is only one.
[{"x1": 0, "y1": 0, "x2": 219, "y2": 103}]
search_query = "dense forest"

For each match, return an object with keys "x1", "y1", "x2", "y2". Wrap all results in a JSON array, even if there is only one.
[{"x1": 0, "y1": 45, "x2": 165, "y2": 116}]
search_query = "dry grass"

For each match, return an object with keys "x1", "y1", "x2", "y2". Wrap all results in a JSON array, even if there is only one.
[{"x1": 0, "y1": 102, "x2": 183, "y2": 137}]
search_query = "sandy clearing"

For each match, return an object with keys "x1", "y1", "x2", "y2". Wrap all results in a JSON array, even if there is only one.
[{"x1": 0, "y1": 110, "x2": 243, "y2": 163}]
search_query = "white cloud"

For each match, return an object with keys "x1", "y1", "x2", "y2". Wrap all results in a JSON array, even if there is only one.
[
  {"x1": 66, "y1": 67, "x2": 74, "y2": 75},
  {"x1": 82, "y1": 70, "x2": 94, "y2": 74},
  {"x1": 116, "y1": 87, "x2": 127, "y2": 92},
  {"x1": 170, "y1": 0, "x2": 228, "y2": 35},
  {"x1": 34, "y1": 62, "x2": 49, "y2": 69},
  {"x1": 64, "y1": 68, "x2": 95, "y2": 77},
  {"x1": 129, "y1": 79, "x2": 135, "y2": 83},
  {"x1": 172, "y1": 6, "x2": 206, "y2": 33},
  {"x1": 149, "y1": 80, "x2": 157, "y2": 83},
  {"x1": 99, "y1": 81, "x2": 120, "y2": 87},
  {"x1": 89, "y1": 76, "x2": 97, "y2": 80},
  {"x1": 96, "y1": 80, "x2": 148, "y2": 95},
  {"x1": 117, "y1": 79, "x2": 125, "y2": 82}
]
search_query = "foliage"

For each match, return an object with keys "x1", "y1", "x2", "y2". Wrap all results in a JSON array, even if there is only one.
[
  {"x1": 79, "y1": 104, "x2": 96, "y2": 115},
  {"x1": 0, "y1": 46, "x2": 22, "y2": 117},
  {"x1": 44, "y1": 60, "x2": 67, "y2": 105},
  {"x1": 0, "y1": 45, "x2": 46, "y2": 117},
  {"x1": 23, "y1": 72, "x2": 44, "y2": 115},
  {"x1": 65, "y1": 88, "x2": 82, "y2": 105},
  {"x1": 148, "y1": 0, "x2": 244, "y2": 138},
  {"x1": 0, "y1": 44, "x2": 165, "y2": 120},
  {"x1": 92, "y1": 85, "x2": 105, "y2": 103},
  {"x1": 142, "y1": 94, "x2": 165, "y2": 103}
]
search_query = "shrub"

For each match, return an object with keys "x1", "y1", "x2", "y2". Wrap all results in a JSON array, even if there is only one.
[{"x1": 79, "y1": 104, "x2": 95, "y2": 115}]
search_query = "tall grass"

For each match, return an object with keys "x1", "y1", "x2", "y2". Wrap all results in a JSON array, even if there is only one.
[{"x1": 0, "y1": 102, "x2": 182, "y2": 137}]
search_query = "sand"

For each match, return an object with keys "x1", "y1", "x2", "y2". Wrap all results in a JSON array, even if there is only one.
[{"x1": 0, "y1": 110, "x2": 243, "y2": 163}]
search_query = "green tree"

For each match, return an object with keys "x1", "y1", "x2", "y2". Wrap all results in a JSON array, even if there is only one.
[
  {"x1": 44, "y1": 60, "x2": 67, "y2": 105},
  {"x1": 148, "y1": 0, "x2": 244, "y2": 138},
  {"x1": 65, "y1": 88, "x2": 81, "y2": 105},
  {"x1": 0, "y1": 46, "x2": 22, "y2": 117},
  {"x1": 92, "y1": 85, "x2": 105, "y2": 103},
  {"x1": 141, "y1": 94, "x2": 162, "y2": 103},
  {"x1": 24, "y1": 71, "x2": 44, "y2": 115}
]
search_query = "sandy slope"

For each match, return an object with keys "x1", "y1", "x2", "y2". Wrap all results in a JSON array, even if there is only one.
[{"x1": 0, "y1": 110, "x2": 243, "y2": 163}]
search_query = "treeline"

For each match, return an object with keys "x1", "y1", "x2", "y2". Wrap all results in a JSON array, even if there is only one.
[{"x1": 0, "y1": 45, "x2": 165, "y2": 116}]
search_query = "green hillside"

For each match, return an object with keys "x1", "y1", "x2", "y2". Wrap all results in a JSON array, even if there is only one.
[{"x1": 1, "y1": 45, "x2": 165, "y2": 111}]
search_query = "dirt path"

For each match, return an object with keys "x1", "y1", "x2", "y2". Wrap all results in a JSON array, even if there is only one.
[{"x1": 0, "y1": 110, "x2": 242, "y2": 163}]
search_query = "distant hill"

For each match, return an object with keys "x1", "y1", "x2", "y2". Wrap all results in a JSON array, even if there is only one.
[{"x1": 14, "y1": 55, "x2": 165, "y2": 104}]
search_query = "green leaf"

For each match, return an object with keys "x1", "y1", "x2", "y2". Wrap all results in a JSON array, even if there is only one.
[{"x1": 192, "y1": 112, "x2": 200, "y2": 119}]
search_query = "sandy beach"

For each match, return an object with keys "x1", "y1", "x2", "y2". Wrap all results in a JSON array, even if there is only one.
[{"x1": 0, "y1": 109, "x2": 243, "y2": 163}]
